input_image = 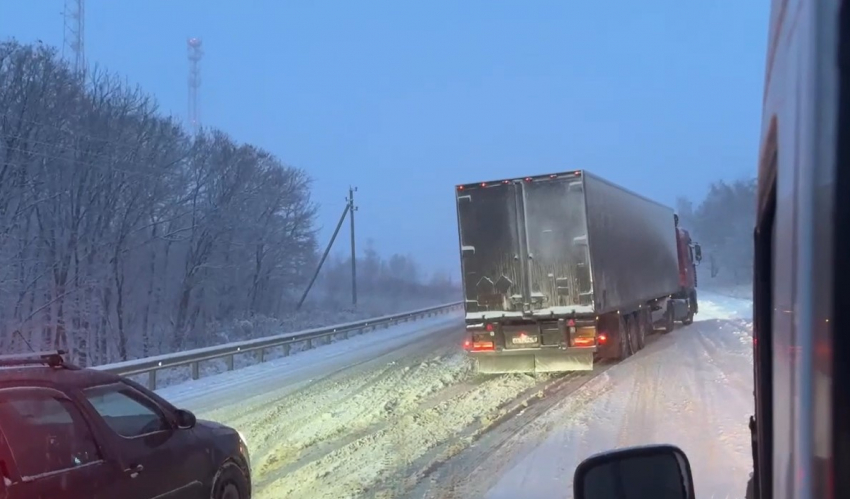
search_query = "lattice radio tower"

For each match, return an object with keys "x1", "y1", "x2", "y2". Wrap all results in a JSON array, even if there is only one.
[
  {"x1": 63, "y1": 0, "x2": 86, "y2": 75},
  {"x1": 187, "y1": 38, "x2": 204, "y2": 134}
]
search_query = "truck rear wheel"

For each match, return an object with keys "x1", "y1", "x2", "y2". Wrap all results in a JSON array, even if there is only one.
[
  {"x1": 636, "y1": 310, "x2": 648, "y2": 350},
  {"x1": 617, "y1": 314, "x2": 631, "y2": 360}
]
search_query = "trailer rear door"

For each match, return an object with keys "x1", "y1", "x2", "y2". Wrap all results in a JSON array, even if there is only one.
[
  {"x1": 456, "y1": 182, "x2": 529, "y2": 318},
  {"x1": 522, "y1": 174, "x2": 594, "y2": 314}
]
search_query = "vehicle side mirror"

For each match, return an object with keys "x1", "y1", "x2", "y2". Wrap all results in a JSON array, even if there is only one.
[
  {"x1": 175, "y1": 409, "x2": 197, "y2": 429},
  {"x1": 573, "y1": 444, "x2": 695, "y2": 499},
  {"x1": 694, "y1": 244, "x2": 702, "y2": 263}
]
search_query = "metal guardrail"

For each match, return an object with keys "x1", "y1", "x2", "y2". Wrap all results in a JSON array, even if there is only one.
[{"x1": 95, "y1": 301, "x2": 463, "y2": 390}]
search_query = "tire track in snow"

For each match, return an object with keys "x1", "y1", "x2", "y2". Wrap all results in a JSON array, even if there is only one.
[{"x1": 402, "y1": 364, "x2": 614, "y2": 499}]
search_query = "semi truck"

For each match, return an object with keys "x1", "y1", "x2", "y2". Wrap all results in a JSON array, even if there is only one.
[{"x1": 455, "y1": 170, "x2": 702, "y2": 374}]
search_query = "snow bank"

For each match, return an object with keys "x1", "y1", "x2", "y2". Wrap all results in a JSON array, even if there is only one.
[{"x1": 254, "y1": 366, "x2": 547, "y2": 499}]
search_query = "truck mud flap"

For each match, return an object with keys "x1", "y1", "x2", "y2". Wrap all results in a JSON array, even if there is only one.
[{"x1": 474, "y1": 351, "x2": 594, "y2": 374}]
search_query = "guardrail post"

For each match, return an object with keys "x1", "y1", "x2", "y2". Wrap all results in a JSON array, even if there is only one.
[
  {"x1": 226, "y1": 354, "x2": 234, "y2": 371},
  {"x1": 191, "y1": 362, "x2": 199, "y2": 380},
  {"x1": 306, "y1": 338, "x2": 313, "y2": 349},
  {"x1": 259, "y1": 348, "x2": 265, "y2": 362},
  {"x1": 148, "y1": 371, "x2": 157, "y2": 390},
  {"x1": 283, "y1": 344, "x2": 291, "y2": 356}
]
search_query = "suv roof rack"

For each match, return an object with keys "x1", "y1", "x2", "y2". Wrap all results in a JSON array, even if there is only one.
[{"x1": 0, "y1": 350, "x2": 68, "y2": 369}]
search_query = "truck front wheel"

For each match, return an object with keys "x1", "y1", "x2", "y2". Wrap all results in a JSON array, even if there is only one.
[
  {"x1": 682, "y1": 308, "x2": 695, "y2": 325},
  {"x1": 682, "y1": 293, "x2": 696, "y2": 326},
  {"x1": 627, "y1": 314, "x2": 641, "y2": 353},
  {"x1": 663, "y1": 304, "x2": 675, "y2": 334}
]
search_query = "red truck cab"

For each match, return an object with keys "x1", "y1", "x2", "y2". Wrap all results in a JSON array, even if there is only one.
[
  {"x1": 671, "y1": 214, "x2": 702, "y2": 324},
  {"x1": 676, "y1": 227, "x2": 698, "y2": 290}
]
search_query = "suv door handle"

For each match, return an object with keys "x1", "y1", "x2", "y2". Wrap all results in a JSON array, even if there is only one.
[{"x1": 125, "y1": 464, "x2": 144, "y2": 478}]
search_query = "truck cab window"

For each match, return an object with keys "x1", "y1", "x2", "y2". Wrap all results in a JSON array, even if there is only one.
[
  {"x1": 83, "y1": 384, "x2": 170, "y2": 438},
  {"x1": 0, "y1": 389, "x2": 102, "y2": 478}
]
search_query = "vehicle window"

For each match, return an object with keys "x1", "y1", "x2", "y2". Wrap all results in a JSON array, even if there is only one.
[
  {"x1": 0, "y1": 390, "x2": 102, "y2": 478},
  {"x1": 83, "y1": 384, "x2": 170, "y2": 438}
]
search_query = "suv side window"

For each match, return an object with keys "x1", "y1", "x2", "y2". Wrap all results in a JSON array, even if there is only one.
[
  {"x1": 0, "y1": 388, "x2": 102, "y2": 478},
  {"x1": 83, "y1": 383, "x2": 170, "y2": 438}
]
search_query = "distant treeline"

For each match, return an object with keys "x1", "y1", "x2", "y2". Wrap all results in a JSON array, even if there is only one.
[{"x1": 677, "y1": 178, "x2": 757, "y2": 285}]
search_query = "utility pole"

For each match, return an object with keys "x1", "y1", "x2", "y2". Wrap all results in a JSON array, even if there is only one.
[
  {"x1": 348, "y1": 187, "x2": 358, "y2": 307},
  {"x1": 296, "y1": 202, "x2": 350, "y2": 310},
  {"x1": 295, "y1": 187, "x2": 359, "y2": 310}
]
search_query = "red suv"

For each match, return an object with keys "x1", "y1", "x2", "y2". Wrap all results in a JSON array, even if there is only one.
[{"x1": 0, "y1": 351, "x2": 251, "y2": 499}]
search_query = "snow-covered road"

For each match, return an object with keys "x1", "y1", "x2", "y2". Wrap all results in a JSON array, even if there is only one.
[
  {"x1": 425, "y1": 291, "x2": 754, "y2": 499},
  {"x1": 159, "y1": 291, "x2": 754, "y2": 499}
]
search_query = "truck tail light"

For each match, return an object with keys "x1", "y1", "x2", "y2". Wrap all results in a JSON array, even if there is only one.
[
  {"x1": 574, "y1": 337, "x2": 595, "y2": 347},
  {"x1": 597, "y1": 333, "x2": 608, "y2": 345},
  {"x1": 471, "y1": 341, "x2": 495, "y2": 351}
]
